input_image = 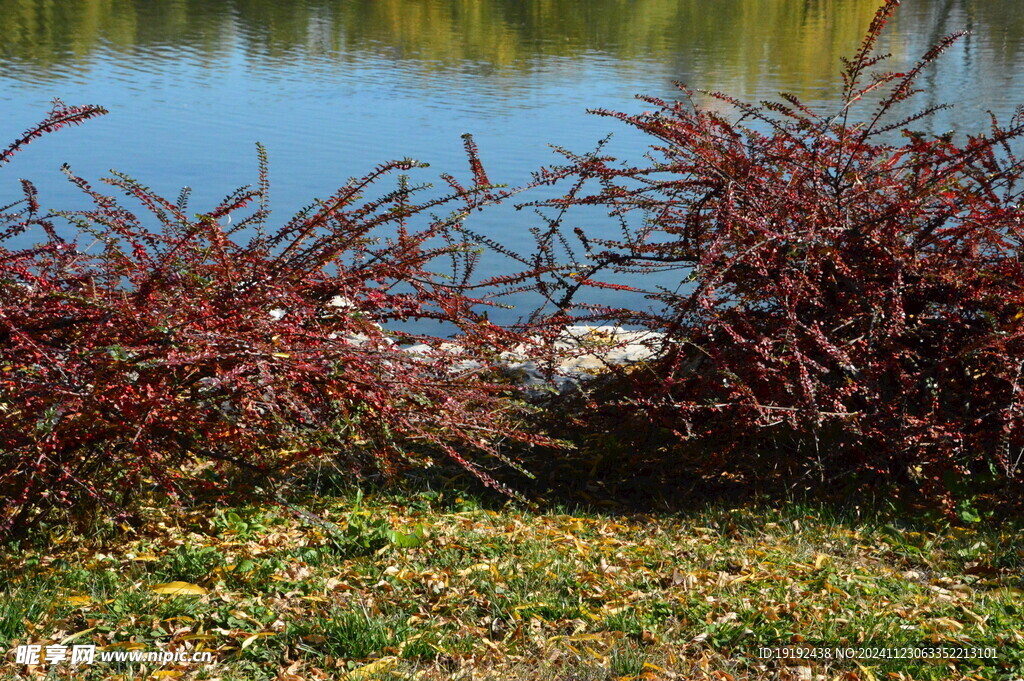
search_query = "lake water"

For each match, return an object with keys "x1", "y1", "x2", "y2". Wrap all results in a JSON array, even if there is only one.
[{"x1": 2, "y1": 0, "x2": 1023, "y2": 323}]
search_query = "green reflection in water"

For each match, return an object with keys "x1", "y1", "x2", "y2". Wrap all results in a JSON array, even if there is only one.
[{"x1": 2, "y1": 0, "x2": 1022, "y2": 99}]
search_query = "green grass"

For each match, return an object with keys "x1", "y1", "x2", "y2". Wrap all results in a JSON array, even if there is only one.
[{"x1": 1, "y1": 489, "x2": 1022, "y2": 680}]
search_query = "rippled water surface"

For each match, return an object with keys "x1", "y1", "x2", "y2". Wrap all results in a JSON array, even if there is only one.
[{"x1": 2, "y1": 0, "x2": 1023, "y2": 319}]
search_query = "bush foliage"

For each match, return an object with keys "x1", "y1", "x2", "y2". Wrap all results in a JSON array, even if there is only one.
[
  {"x1": 523, "y1": 0, "x2": 1024, "y2": 501},
  {"x1": 0, "y1": 104, "x2": 546, "y2": 538}
]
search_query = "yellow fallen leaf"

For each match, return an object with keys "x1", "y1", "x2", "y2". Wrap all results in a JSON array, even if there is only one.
[
  {"x1": 150, "y1": 581, "x2": 208, "y2": 596},
  {"x1": 456, "y1": 563, "x2": 492, "y2": 577},
  {"x1": 814, "y1": 553, "x2": 830, "y2": 570},
  {"x1": 514, "y1": 602, "x2": 550, "y2": 611},
  {"x1": 65, "y1": 595, "x2": 92, "y2": 607},
  {"x1": 927, "y1": 617, "x2": 965, "y2": 633},
  {"x1": 855, "y1": 661, "x2": 878, "y2": 681},
  {"x1": 382, "y1": 566, "x2": 417, "y2": 581},
  {"x1": 152, "y1": 672, "x2": 182, "y2": 679},
  {"x1": 478, "y1": 637, "x2": 502, "y2": 653},
  {"x1": 241, "y1": 632, "x2": 275, "y2": 649},
  {"x1": 60, "y1": 628, "x2": 97, "y2": 646},
  {"x1": 549, "y1": 633, "x2": 608, "y2": 643},
  {"x1": 345, "y1": 656, "x2": 399, "y2": 680},
  {"x1": 960, "y1": 606, "x2": 988, "y2": 628},
  {"x1": 130, "y1": 554, "x2": 160, "y2": 562},
  {"x1": 104, "y1": 641, "x2": 146, "y2": 650},
  {"x1": 825, "y1": 582, "x2": 850, "y2": 597}
]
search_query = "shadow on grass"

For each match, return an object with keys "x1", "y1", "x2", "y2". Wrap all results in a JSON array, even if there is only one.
[{"x1": 281, "y1": 388, "x2": 1024, "y2": 533}]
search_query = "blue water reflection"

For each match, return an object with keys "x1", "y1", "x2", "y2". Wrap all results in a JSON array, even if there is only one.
[{"x1": 1, "y1": 0, "x2": 1022, "y2": 324}]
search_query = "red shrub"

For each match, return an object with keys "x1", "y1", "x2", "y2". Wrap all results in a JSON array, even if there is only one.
[
  {"x1": 0, "y1": 103, "x2": 547, "y2": 538},
  {"x1": 522, "y1": 1, "x2": 1024, "y2": 501}
]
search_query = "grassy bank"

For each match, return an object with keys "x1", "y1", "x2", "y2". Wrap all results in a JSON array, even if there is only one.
[{"x1": 2, "y1": 483, "x2": 1021, "y2": 681}]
